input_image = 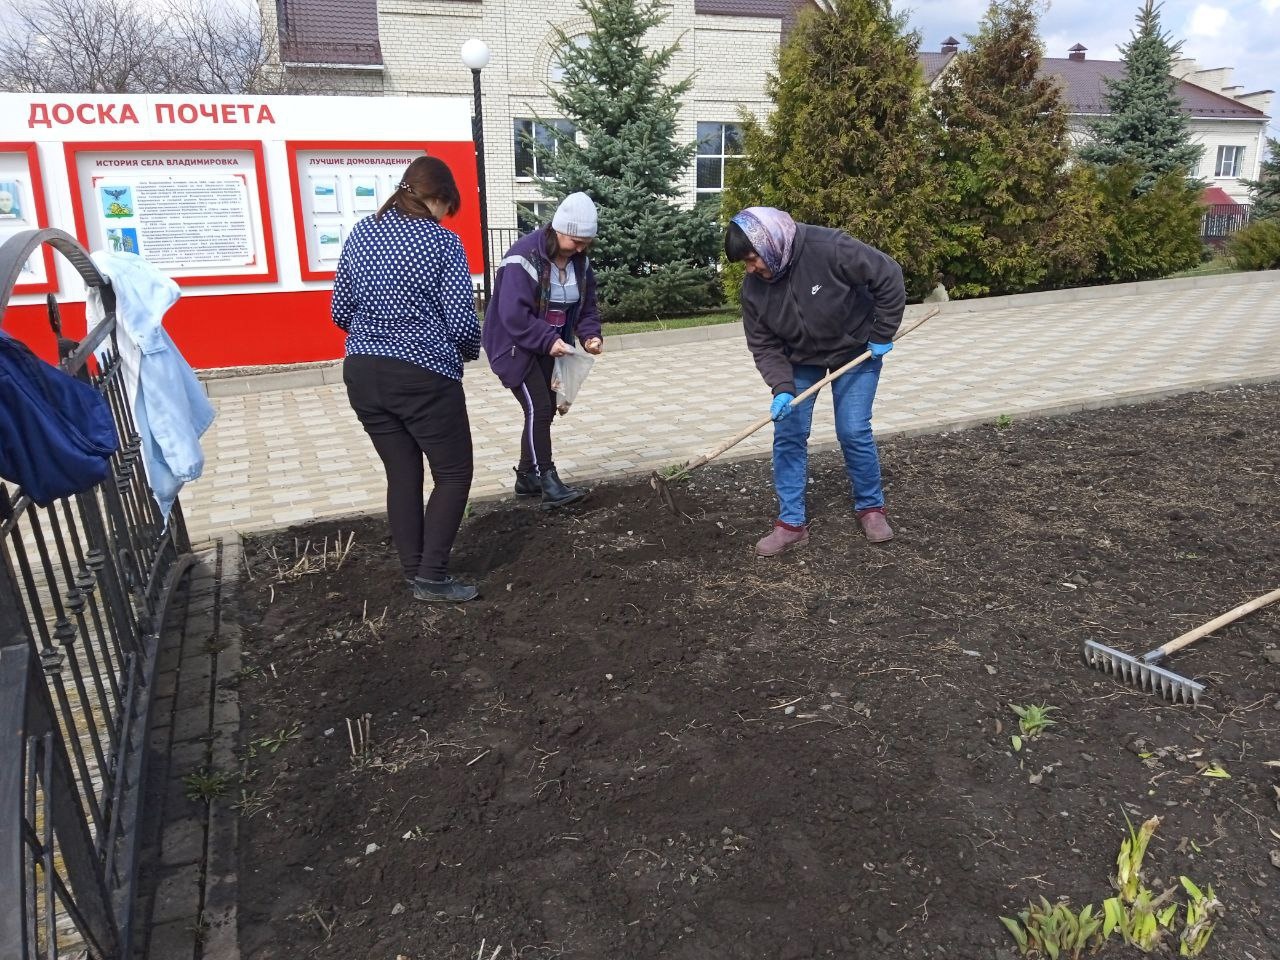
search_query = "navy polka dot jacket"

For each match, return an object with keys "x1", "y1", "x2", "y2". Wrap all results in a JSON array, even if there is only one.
[{"x1": 331, "y1": 208, "x2": 481, "y2": 381}]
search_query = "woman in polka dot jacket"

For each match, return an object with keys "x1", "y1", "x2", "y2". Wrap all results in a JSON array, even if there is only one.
[
  {"x1": 482, "y1": 192, "x2": 604, "y2": 509},
  {"x1": 332, "y1": 156, "x2": 481, "y2": 603}
]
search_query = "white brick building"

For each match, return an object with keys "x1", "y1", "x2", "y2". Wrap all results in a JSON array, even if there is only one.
[{"x1": 265, "y1": 0, "x2": 817, "y2": 236}]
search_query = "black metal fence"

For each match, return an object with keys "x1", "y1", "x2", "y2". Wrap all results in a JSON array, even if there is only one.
[
  {"x1": 1201, "y1": 202, "x2": 1252, "y2": 248},
  {"x1": 473, "y1": 226, "x2": 524, "y2": 313},
  {"x1": 0, "y1": 229, "x2": 196, "y2": 960}
]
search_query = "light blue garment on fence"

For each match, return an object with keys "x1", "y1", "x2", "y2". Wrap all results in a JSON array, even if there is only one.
[{"x1": 87, "y1": 252, "x2": 215, "y2": 520}]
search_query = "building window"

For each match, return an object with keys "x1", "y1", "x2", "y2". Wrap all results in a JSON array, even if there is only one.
[
  {"x1": 514, "y1": 119, "x2": 575, "y2": 179},
  {"x1": 549, "y1": 34, "x2": 591, "y2": 84},
  {"x1": 516, "y1": 201, "x2": 556, "y2": 232},
  {"x1": 1215, "y1": 145, "x2": 1245, "y2": 178},
  {"x1": 696, "y1": 122, "x2": 745, "y2": 203}
]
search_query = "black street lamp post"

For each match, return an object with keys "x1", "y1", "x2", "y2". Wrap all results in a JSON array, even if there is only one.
[{"x1": 461, "y1": 38, "x2": 492, "y2": 305}]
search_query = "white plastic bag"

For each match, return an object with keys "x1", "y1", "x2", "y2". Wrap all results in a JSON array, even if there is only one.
[{"x1": 551, "y1": 346, "x2": 596, "y2": 415}]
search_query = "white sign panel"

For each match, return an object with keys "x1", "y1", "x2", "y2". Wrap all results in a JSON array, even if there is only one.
[{"x1": 69, "y1": 146, "x2": 272, "y2": 281}]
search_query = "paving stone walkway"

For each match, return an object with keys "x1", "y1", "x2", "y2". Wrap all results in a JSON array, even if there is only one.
[{"x1": 183, "y1": 273, "x2": 1280, "y2": 546}]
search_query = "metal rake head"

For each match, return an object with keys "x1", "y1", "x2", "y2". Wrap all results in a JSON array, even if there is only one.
[{"x1": 1082, "y1": 640, "x2": 1205, "y2": 705}]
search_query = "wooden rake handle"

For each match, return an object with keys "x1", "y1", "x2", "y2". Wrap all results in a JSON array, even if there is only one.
[
  {"x1": 1156, "y1": 587, "x2": 1280, "y2": 658},
  {"x1": 677, "y1": 308, "x2": 939, "y2": 478}
]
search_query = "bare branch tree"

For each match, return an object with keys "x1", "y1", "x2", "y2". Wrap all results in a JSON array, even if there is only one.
[
  {"x1": 158, "y1": 0, "x2": 286, "y2": 94},
  {"x1": 0, "y1": 0, "x2": 285, "y2": 94}
]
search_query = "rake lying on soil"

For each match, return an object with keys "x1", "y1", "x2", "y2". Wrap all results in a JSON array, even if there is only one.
[
  {"x1": 1082, "y1": 587, "x2": 1280, "y2": 705},
  {"x1": 650, "y1": 308, "x2": 940, "y2": 514}
]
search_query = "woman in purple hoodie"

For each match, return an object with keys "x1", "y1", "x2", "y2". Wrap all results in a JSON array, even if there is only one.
[{"x1": 482, "y1": 192, "x2": 603, "y2": 508}]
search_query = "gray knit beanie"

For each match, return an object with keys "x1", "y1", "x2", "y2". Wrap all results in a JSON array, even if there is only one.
[{"x1": 551, "y1": 192, "x2": 598, "y2": 238}]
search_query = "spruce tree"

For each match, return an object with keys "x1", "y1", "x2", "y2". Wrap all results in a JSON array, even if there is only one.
[
  {"x1": 722, "y1": 0, "x2": 942, "y2": 298},
  {"x1": 1077, "y1": 0, "x2": 1203, "y2": 190},
  {"x1": 535, "y1": 0, "x2": 720, "y2": 321},
  {"x1": 1242, "y1": 137, "x2": 1280, "y2": 221},
  {"x1": 930, "y1": 0, "x2": 1082, "y2": 297}
]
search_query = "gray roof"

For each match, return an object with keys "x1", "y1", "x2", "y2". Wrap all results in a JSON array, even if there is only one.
[
  {"x1": 920, "y1": 51, "x2": 956, "y2": 84},
  {"x1": 1040, "y1": 57, "x2": 1268, "y2": 119},
  {"x1": 277, "y1": 0, "x2": 381, "y2": 66},
  {"x1": 923, "y1": 49, "x2": 1268, "y2": 120}
]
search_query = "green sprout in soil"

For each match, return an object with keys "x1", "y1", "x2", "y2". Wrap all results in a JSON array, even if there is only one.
[
  {"x1": 1177, "y1": 876, "x2": 1223, "y2": 956},
  {"x1": 250, "y1": 721, "x2": 301, "y2": 756},
  {"x1": 1011, "y1": 703, "x2": 1058, "y2": 739},
  {"x1": 994, "y1": 413, "x2": 1014, "y2": 430},
  {"x1": 1104, "y1": 813, "x2": 1176, "y2": 950},
  {"x1": 1001, "y1": 898, "x2": 1100, "y2": 960},
  {"x1": 1001, "y1": 814, "x2": 1223, "y2": 958},
  {"x1": 183, "y1": 768, "x2": 231, "y2": 803},
  {"x1": 658, "y1": 462, "x2": 690, "y2": 483}
]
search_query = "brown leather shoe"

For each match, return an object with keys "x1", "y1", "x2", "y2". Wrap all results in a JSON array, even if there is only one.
[
  {"x1": 755, "y1": 520, "x2": 809, "y2": 557},
  {"x1": 857, "y1": 508, "x2": 894, "y2": 543}
]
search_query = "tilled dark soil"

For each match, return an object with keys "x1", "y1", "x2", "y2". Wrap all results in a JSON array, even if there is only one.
[{"x1": 232, "y1": 383, "x2": 1279, "y2": 960}]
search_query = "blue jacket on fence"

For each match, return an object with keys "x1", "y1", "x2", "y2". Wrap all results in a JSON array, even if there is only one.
[
  {"x1": 0, "y1": 330, "x2": 119, "y2": 506},
  {"x1": 87, "y1": 252, "x2": 215, "y2": 520}
]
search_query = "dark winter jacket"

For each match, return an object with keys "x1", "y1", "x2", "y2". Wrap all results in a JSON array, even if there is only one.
[
  {"x1": 482, "y1": 226, "x2": 603, "y2": 389},
  {"x1": 741, "y1": 224, "x2": 906, "y2": 397},
  {"x1": 0, "y1": 330, "x2": 119, "y2": 506}
]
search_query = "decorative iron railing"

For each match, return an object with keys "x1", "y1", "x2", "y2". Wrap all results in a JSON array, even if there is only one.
[
  {"x1": 0, "y1": 229, "x2": 196, "y2": 960},
  {"x1": 473, "y1": 227, "x2": 523, "y2": 313},
  {"x1": 1201, "y1": 202, "x2": 1252, "y2": 241}
]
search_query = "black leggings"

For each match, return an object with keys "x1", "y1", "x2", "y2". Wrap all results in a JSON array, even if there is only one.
[
  {"x1": 343, "y1": 356, "x2": 473, "y2": 581},
  {"x1": 511, "y1": 353, "x2": 556, "y2": 474}
]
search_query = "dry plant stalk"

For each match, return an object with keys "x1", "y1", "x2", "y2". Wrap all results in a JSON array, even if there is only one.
[
  {"x1": 345, "y1": 713, "x2": 372, "y2": 760},
  {"x1": 264, "y1": 531, "x2": 356, "y2": 583}
]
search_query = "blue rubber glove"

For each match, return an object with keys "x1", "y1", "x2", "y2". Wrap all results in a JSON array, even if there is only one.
[
  {"x1": 770, "y1": 393, "x2": 795, "y2": 422},
  {"x1": 868, "y1": 340, "x2": 893, "y2": 359}
]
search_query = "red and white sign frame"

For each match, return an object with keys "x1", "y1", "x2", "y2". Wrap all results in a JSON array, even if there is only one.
[
  {"x1": 0, "y1": 94, "x2": 475, "y2": 367},
  {"x1": 64, "y1": 139, "x2": 278, "y2": 287},
  {"x1": 285, "y1": 139, "x2": 484, "y2": 282},
  {"x1": 0, "y1": 142, "x2": 58, "y2": 295}
]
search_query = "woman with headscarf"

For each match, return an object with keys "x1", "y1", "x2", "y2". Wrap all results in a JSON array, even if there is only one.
[
  {"x1": 332, "y1": 155, "x2": 481, "y2": 602},
  {"x1": 724, "y1": 207, "x2": 906, "y2": 557}
]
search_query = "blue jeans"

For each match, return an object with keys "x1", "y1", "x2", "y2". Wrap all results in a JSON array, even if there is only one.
[{"x1": 772, "y1": 359, "x2": 884, "y2": 525}]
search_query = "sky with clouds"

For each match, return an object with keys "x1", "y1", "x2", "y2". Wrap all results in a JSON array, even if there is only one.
[{"x1": 893, "y1": 0, "x2": 1279, "y2": 133}]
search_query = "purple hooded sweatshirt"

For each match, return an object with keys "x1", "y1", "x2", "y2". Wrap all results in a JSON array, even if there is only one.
[{"x1": 482, "y1": 226, "x2": 602, "y2": 389}]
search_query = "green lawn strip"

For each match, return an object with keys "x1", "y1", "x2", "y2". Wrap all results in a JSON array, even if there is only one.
[
  {"x1": 1166, "y1": 258, "x2": 1241, "y2": 279},
  {"x1": 603, "y1": 311, "x2": 741, "y2": 338}
]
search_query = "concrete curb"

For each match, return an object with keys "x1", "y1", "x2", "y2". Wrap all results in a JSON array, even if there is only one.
[
  {"x1": 196, "y1": 270, "x2": 1280, "y2": 399},
  {"x1": 201, "y1": 535, "x2": 243, "y2": 960}
]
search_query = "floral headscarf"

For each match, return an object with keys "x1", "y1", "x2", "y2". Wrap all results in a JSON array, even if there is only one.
[{"x1": 731, "y1": 207, "x2": 797, "y2": 282}]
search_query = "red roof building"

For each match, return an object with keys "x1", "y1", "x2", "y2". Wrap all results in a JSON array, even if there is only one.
[{"x1": 922, "y1": 40, "x2": 1272, "y2": 203}]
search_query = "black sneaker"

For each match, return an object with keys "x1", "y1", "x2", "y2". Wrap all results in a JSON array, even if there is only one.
[{"x1": 411, "y1": 576, "x2": 479, "y2": 603}]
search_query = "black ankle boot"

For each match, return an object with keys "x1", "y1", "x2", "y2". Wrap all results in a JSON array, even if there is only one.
[
  {"x1": 513, "y1": 466, "x2": 541, "y2": 498},
  {"x1": 540, "y1": 467, "x2": 586, "y2": 509},
  {"x1": 411, "y1": 576, "x2": 479, "y2": 603}
]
